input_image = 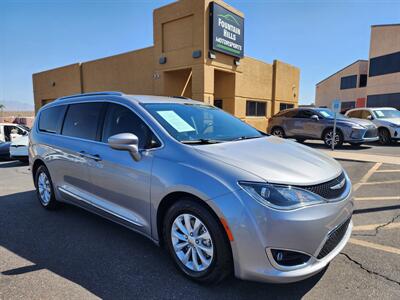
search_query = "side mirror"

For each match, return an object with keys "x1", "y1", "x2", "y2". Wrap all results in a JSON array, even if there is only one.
[
  {"x1": 367, "y1": 115, "x2": 373, "y2": 120},
  {"x1": 310, "y1": 115, "x2": 319, "y2": 121},
  {"x1": 108, "y1": 133, "x2": 141, "y2": 161}
]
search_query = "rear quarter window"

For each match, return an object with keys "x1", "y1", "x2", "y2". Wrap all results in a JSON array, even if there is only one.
[{"x1": 39, "y1": 105, "x2": 67, "y2": 134}]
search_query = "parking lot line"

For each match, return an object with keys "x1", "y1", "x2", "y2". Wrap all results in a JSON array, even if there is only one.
[
  {"x1": 349, "y1": 238, "x2": 400, "y2": 255},
  {"x1": 359, "y1": 179, "x2": 400, "y2": 186},
  {"x1": 353, "y1": 162, "x2": 382, "y2": 192},
  {"x1": 375, "y1": 169, "x2": 400, "y2": 173},
  {"x1": 353, "y1": 222, "x2": 400, "y2": 231},
  {"x1": 353, "y1": 196, "x2": 400, "y2": 201}
]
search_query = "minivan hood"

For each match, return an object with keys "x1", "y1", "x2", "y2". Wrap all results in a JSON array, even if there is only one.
[{"x1": 195, "y1": 136, "x2": 342, "y2": 186}]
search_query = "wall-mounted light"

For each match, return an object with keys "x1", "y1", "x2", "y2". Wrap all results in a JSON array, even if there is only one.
[
  {"x1": 208, "y1": 51, "x2": 216, "y2": 59},
  {"x1": 159, "y1": 56, "x2": 167, "y2": 64},
  {"x1": 234, "y1": 58, "x2": 240, "y2": 66},
  {"x1": 192, "y1": 50, "x2": 202, "y2": 59},
  {"x1": 52, "y1": 81, "x2": 56, "y2": 87}
]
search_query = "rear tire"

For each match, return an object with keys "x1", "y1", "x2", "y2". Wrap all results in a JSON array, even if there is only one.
[
  {"x1": 296, "y1": 138, "x2": 305, "y2": 143},
  {"x1": 323, "y1": 129, "x2": 344, "y2": 148},
  {"x1": 271, "y1": 127, "x2": 285, "y2": 138},
  {"x1": 34, "y1": 165, "x2": 59, "y2": 210},
  {"x1": 163, "y1": 198, "x2": 232, "y2": 284},
  {"x1": 378, "y1": 128, "x2": 391, "y2": 145}
]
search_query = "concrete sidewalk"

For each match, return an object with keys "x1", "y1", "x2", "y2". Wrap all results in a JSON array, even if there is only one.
[{"x1": 321, "y1": 149, "x2": 400, "y2": 164}]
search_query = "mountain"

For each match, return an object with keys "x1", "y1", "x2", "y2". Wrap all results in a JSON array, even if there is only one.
[{"x1": 0, "y1": 100, "x2": 34, "y2": 111}]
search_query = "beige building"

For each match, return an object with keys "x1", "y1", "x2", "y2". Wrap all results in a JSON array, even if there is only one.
[
  {"x1": 33, "y1": 0, "x2": 300, "y2": 131},
  {"x1": 316, "y1": 23, "x2": 400, "y2": 111}
]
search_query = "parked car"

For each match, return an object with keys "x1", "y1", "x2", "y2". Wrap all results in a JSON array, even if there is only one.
[
  {"x1": 345, "y1": 107, "x2": 400, "y2": 145},
  {"x1": 30, "y1": 92, "x2": 353, "y2": 284},
  {"x1": 267, "y1": 107, "x2": 378, "y2": 148},
  {"x1": 0, "y1": 123, "x2": 29, "y2": 143},
  {"x1": 0, "y1": 141, "x2": 11, "y2": 159},
  {"x1": 10, "y1": 135, "x2": 29, "y2": 161}
]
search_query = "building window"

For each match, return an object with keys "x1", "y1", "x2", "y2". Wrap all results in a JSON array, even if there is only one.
[
  {"x1": 369, "y1": 51, "x2": 400, "y2": 77},
  {"x1": 341, "y1": 101, "x2": 356, "y2": 112},
  {"x1": 246, "y1": 101, "x2": 266, "y2": 117},
  {"x1": 367, "y1": 93, "x2": 400, "y2": 110},
  {"x1": 279, "y1": 103, "x2": 294, "y2": 111},
  {"x1": 340, "y1": 75, "x2": 357, "y2": 90},
  {"x1": 214, "y1": 99, "x2": 223, "y2": 109},
  {"x1": 359, "y1": 74, "x2": 367, "y2": 87}
]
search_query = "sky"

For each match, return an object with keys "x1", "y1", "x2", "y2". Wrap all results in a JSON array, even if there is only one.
[{"x1": 1, "y1": 0, "x2": 400, "y2": 110}]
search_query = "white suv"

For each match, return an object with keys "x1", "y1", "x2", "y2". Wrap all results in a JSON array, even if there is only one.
[{"x1": 345, "y1": 107, "x2": 400, "y2": 144}]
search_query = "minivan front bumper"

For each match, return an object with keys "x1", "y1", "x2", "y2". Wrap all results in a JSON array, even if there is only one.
[{"x1": 208, "y1": 182, "x2": 353, "y2": 283}]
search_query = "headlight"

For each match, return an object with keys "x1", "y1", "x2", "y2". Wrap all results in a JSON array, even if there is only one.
[{"x1": 238, "y1": 181, "x2": 325, "y2": 210}]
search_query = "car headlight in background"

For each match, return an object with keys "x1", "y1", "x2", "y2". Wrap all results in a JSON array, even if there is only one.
[{"x1": 238, "y1": 181, "x2": 325, "y2": 210}]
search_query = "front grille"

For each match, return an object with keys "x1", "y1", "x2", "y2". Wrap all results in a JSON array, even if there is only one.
[
  {"x1": 364, "y1": 128, "x2": 378, "y2": 138},
  {"x1": 317, "y1": 217, "x2": 351, "y2": 259},
  {"x1": 298, "y1": 172, "x2": 347, "y2": 200}
]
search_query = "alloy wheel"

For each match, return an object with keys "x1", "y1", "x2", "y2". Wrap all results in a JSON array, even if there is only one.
[
  {"x1": 272, "y1": 128, "x2": 284, "y2": 138},
  {"x1": 171, "y1": 213, "x2": 214, "y2": 272},
  {"x1": 38, "y1": 171, "x2": 51, "y2": 205},
  {"x1": 325, "y1": 131, "x2": 340, "y2": 146}
]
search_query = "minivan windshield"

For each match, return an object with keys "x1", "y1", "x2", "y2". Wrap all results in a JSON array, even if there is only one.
[
  {"x1": 143, "y1": 103, "x2": 264, "y2": 144},
  {"x1": 373, "y1": 109, "x2": 400, "y2": 119},
  {"x1": 315, "y1": 108, "x2": 348, "y2": 119}
]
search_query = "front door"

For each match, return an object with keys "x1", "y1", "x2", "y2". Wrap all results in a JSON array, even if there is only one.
[{"x1": 87, "y1": 103, "x2": 159, "y2": 235}]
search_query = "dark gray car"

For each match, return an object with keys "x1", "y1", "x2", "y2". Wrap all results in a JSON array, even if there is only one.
[{"x1": 267, "y1": 108, "x2": 379, "y2": 147}]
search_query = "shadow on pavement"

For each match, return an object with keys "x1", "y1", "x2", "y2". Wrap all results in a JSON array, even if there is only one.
[
  {"x1": 0, "y1": 160, "x2": 28, "y2": 168},
  {"x1": 0, "y1": 190, "x2": 324, "y2": 299}
]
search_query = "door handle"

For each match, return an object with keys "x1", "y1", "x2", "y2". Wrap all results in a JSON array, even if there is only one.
[{"x1": 79, "y1": 151, "x2": 102, "y2": 161}]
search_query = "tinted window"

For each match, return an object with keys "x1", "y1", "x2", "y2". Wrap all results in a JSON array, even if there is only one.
[
  {"x1": 246, "y1": 101, "x2": 266, "y2": 117},
  {"x1": 341, "y1": 101, "x2": 356, "y2": 111},
  {"x1": 39, "y1": 105, "x2": 67, "y2": 134},
  {"x1": 361, "y1": 110, "x2": 372, "y2": 119},
  {"x1": 102, "y1": 103, "x2": 157, "y2": 149},
  {"x1": 62, "y1": 103, "x2": 104, "y2": 140},
  {"x1": 367, "y1": 93, "x2": 400, "y2": 110},
  {"x1": 359, "y1": 74, "x2": 367, "y2": 87},
  {"x1": 295, "y1": 110, "x2": 314, "y2": 118},
  {"x1": 274, "y1": 109, "x2": 296, "y2": 118},
  {"x1": 340, "y1": 75, "x2": 357, "y2": 89},
  {"x1": 279, "y1": 103, "x2": 294, "y2": 111},
  {"x1": 214, "y1": 99, "x2": 223, "y2": 109},
  {"x1": 347, "y1": 110, "x2": 362, "y2": 118},
  {"x1": 369, "y1": 51, "x2": 400, "y2": 77}
]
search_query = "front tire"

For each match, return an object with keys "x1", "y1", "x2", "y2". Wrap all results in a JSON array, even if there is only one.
[
  {"x1": 163, "y1": 199, "x2": 232, "y2": 284},
  {"x1": 350, "y1": 143, "x2": 363, "y2": 148},
  {"x1": 271, "y1": 127, "x2": 285, "y2": 138},
  {"x1": 323, "y1": 129, "x2": 344, "y2": 148},
  {"x1": 378, "y1": 128, "x2": 391, "y2": 145},
  {"x1": 35, "y1": 165, "x2": 59, "y2": 210}
]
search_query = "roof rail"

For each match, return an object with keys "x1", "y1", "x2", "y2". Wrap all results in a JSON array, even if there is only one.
[
  {"x1": 171, "y1": 96, "x2": 189, "y2": 100},
  {"x1": 57, "y1": 91, "x2": 124, "y2": 101}
]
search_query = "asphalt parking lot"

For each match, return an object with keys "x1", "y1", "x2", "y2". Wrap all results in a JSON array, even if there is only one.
[{"x1": 0, "y1": 158, "x2": 399, "y2": 299}]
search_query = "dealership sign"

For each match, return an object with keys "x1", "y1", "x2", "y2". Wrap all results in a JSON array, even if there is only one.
[{"x1": 209, "y1": 2, "x2": 244, "y2": 58}]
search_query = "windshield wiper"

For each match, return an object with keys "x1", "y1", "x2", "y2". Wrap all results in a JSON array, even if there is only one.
[
  {"x1": 232, "y1": 136, "x2": 263, "y2": 141},
  {"x1": 180, "y1": 139, "x2": 224, "y2": 145}
]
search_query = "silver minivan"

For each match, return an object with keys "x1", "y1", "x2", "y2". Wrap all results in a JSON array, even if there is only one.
[{"x1": 30, "y1": 92, "x2": 353, "y2": 284}]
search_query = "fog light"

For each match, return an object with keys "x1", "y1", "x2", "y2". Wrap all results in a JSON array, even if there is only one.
[{"x1": 271, "y1": 249, "x2": 310, "y2": 266}]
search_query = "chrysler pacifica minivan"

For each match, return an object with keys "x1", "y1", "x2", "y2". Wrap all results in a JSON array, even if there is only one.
[{"x1": 30, "y1": 92, "x2": 353, "y2": 284}]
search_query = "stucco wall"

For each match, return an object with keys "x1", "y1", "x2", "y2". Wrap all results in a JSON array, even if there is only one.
[{"x1": 315, "y1": 60, "x2": 368, "y2": 108}]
